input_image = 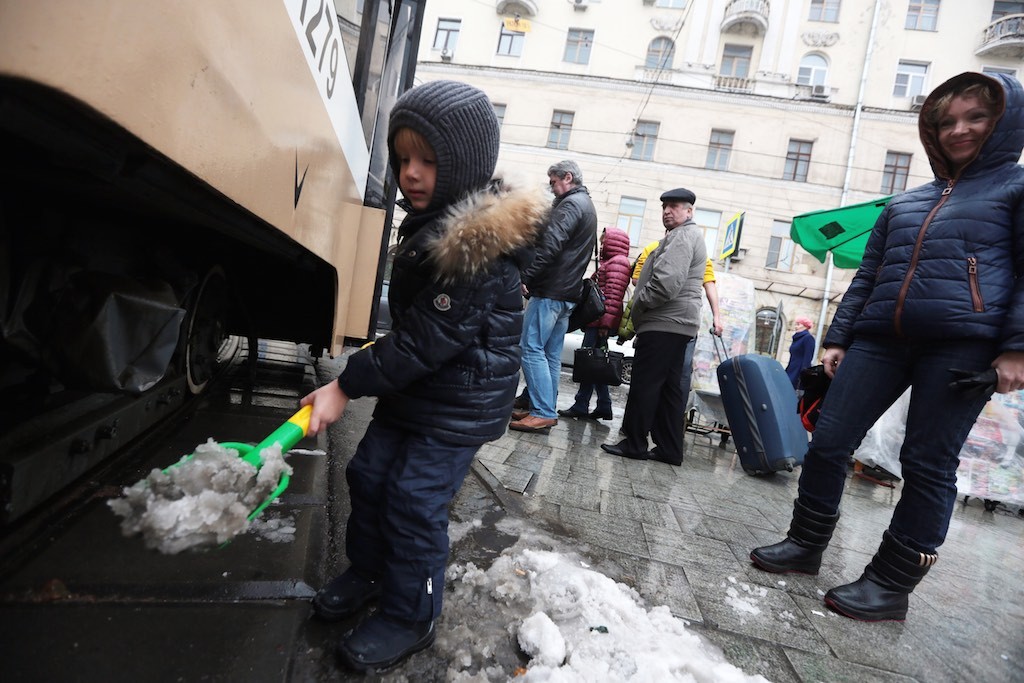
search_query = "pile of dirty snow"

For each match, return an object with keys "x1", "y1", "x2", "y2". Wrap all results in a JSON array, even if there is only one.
[
  {"x1": 108, "y1": 439, "x2": 292, "y2": 554},
  {"x1": 439, "y1": 519, "x2": 772, "y2": 682}
]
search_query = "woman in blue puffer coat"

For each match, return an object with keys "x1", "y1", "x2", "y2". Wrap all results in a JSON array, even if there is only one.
[{"x1": 751, "y1": 71, "x2": 1024, "y2": 623}]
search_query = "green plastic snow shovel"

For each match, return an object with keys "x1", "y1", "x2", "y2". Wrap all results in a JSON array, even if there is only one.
[{"x1": 172, "y1": 405, "x2": 312, "y2": 521}]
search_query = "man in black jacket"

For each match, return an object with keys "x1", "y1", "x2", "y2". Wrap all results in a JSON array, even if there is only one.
[{"x1": 510, "y1": 160, "x2": 598, "y2": 433}]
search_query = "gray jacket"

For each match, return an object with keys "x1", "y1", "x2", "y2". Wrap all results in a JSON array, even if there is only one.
[{"x1": 631, "y1": 220, "x2": 706, "y2": 337}]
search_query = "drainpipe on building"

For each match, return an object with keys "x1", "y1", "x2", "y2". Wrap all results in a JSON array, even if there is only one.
[{"x1": 816, "y1": 0, "x2": 883, "y2": 358}]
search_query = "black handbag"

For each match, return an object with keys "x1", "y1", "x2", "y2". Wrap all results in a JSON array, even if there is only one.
[
  {"x1": 567, "y1": 278, "x2": 605, "y2": 332},
  {"x1": 572, "y1": 347, "x2": 624, "y2": 386},
  {"x1": 797, "y1": 364, "x2": 831, "y2": 432}
]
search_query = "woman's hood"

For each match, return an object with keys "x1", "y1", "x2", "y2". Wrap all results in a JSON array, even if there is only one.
[
  {"x1": 428, "y1": 176, "x2": 548, "y2": 283},
  {"x1": 918, "y1": 71, "x2": 1024, "y2": 180},
  {"x1": 601, "y1": 227, "x2": 631, "y2": 260}
]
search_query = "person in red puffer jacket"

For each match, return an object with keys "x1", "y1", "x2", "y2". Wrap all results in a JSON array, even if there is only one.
[{"x1": 559, "y1": 227, "x2": 632, "y2": 420}]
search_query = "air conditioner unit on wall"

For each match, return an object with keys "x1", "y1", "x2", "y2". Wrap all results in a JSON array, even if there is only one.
[
  {"x1": 441, "y1": 48, "x2": 453, "y2": 62},
  {"x1": 573, "y1": 0, "x2": 589, "y2": 10},
  {"x1": 910, "y1": 94, "x2": 927, "y2": 110},
  {"x1": 811, "y1": 84, "x2": 830, "y2": 99}
]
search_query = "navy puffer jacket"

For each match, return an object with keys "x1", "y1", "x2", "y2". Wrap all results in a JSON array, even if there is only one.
[
  {"x1": 825, "y1": 72, "x2": 1024, "y2": 353},
  {"x1": 338, "y1": 179, "x2": 547, "y2": 445}
]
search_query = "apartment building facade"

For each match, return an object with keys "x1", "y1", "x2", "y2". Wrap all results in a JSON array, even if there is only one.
[{"x1": 413, "y1": 0, "x2": 1023, "y2": 356}]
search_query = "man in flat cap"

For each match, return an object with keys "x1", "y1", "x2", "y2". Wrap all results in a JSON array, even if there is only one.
[{"x1": 602, "y1": 187, "x2": 706, "y2": 464}]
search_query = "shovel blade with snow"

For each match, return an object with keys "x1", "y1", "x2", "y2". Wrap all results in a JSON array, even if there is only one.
[{"x1": 171, "y1": 405, "x2": 312, "y2": 521}]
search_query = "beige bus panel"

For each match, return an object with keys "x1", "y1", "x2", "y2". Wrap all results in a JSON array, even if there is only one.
[{"x1": 0, "y1": 1, "x2": 382, "y2": 350}]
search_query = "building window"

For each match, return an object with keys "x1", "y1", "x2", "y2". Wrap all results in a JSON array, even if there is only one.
[
  {"x1": 705, "y1": 129, "x2": 734, "y2": 171},
  {"x1": 493, "y1": 103, "x2": 506, "y2": 130},
  {"x1": 564, "y1": 29, "x2": 594, "y2": 65},
  {"x1": 808, "y1": 0, "x2": 841, "y2": 22},
  {"x1": 983, "y1": 65, "x2": 1018, "y2": 78},
  {"x1": 629, "y1": 121, "x2": 659, "y2": 161},
  {"x1": 798, "y1": 54, "x2": 829, "y2": 86},
  {"x1": 645, "y1": 37, "x2": 675, "y2": 69},
  {"x1": 695, "y1": 209, "x2": 722, "y2": 259},
  {"x1": 881, "y1": 151, "x2": 912, "y2": 194},
  {"x1": 784, "y1": 139, "x2": 813, "y2": 182},
  {"x1": 721, "y1": 44, "x2": 752, "y2": 78},
  {"x1": 993, "y1": 2, "x2": 1024, "y2": 20},
  {"x1": 547, "y1": 110, "x2": 574, "y2": 150},
  {"x1": 616, "y1": 197, "x2": 646, "y2": 246},
  {"x1": 655, "y1": 0, "x2": 687, "y2": 7},
  {"x1": 894, "y1": 61, "x2": 928, "y2": 97},
  {"x1": 497, "y1": 25, "x2": 525, "y2": 57},
  {"x1": 433, "y1": 18, "x2": 460, "y2": 54},
  {"x1": 766, "y1": 220, "x2": 795, "y2": 271},
  {"x1": 755, "y1": 308, "x2": 785, "y2": 357},
  {"x1": 906, "y1": 0, "x2": 940, "y2": 31}
]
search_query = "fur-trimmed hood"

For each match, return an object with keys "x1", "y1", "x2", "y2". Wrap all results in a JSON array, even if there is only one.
[{"x1": 428, "y1": 176, "x2": 548, "y2": 283}]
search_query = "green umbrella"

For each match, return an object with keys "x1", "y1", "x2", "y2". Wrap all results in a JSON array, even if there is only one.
[{"x1": 790, "y1": 196, "x2": 892, "y2": 269}]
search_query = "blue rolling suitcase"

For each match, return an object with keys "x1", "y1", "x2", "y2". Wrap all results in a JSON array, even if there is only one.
[{"x1": 716, "y1": 349, "x2": 808, "y2": 475}]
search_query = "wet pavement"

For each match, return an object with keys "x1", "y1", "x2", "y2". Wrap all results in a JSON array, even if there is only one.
[
  {"x1": 3, "y1": 342, "x2": 1020, "y2": 682},
  {"x1": 460, "y1": 369, "x2": 1024, "y2": 683}
]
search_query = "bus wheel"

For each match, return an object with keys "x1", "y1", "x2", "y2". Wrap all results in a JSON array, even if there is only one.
[{"x1": 184, "y1": 266, "x2": 229, "y2": 395}]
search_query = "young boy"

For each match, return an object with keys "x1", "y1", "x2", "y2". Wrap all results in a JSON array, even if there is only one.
[{"x1": 299, "y1": 80, "x2": 546, "y2": 672}]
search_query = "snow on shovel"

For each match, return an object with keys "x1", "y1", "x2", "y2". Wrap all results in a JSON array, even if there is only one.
[{"x1": 108, "y1": 405, "x2": 312, "y2": 553}]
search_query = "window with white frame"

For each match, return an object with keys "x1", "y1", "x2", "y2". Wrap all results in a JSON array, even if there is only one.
[
  {"x1": 493, "y1": 103, "x2": 506, "y2": 130},
  {"x1": 784, "y1": 139, "x2": 813, "y2": 182},
  {"x1": 433, "y1": 18, "x2": 460, "y2": 54},
  {"x1": 705, "y1": 129, "x2": 734, "y2": 171},
  {"x1": 766, "y1": 220, "x2": 795, "y2": 271},
  {"x1": 808, "y1": 0, "x2": 841, "y2": 22},
  {"x1": 983, "y1": 65, "x2": 1018, "y2": 78},
  {"x1": 798, "y1": 54, "x2": 829, "y2": 86},
  {"x1": 893, "y1": 61, "x2": 929, "y2": 97},
  {"x1": 547, "y1": 110, "x2": 574, "y2": 150},
  {"x1": 630, "y1": 121, "x2": 659, "y2": 161},
  {"x1": 721, "y1": 44, "x2": 752, "y2": 78},
  {"x1": 695, "y1": 209, "x2": 722, "y2": 259},
  {"x1": 906, "y1": 0, "x2": 940, "y2": 31},
  {"x1": 882, "y1": 151, "x2": 912, "y2": 194},
  {"x1": 497, "y1": 24, "x2": 525, "y2": 57},
  {"x1": 656, "y1": 0, "x2": 687, "y2": 7},
  {"x1": 645, "y1": 37, "x2": 675, "y2": 69},
  {"x1": 564, "y1": 29, "x2": 593, "y2": 65},
  {"x1": 616, "y1": 197, "x2": 646, "y2": 246}
]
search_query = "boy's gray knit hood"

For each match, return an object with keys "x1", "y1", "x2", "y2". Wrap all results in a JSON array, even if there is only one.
[{"x1": 387, "y1": 80, "x2": 500, "y2": 211}]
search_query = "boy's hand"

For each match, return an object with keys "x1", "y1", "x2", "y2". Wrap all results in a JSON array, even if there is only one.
[
  {"x1": 300, "y1": 382, "x2": 350, "y2": 435},
  {"x1": 993, "y1": 351, "x2": 1024, "y2": 393}
]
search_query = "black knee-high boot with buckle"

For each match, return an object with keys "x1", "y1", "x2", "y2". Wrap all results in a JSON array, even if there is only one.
[
  {"x1": 750, "y1": 498, "x2": 840, "y2": 574},
  {"x1": 824, "y1": 529, "x2": 937, "y2": 622}
]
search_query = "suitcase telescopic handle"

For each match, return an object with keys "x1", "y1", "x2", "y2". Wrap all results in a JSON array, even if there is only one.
[{"x1": 711, "y1": 330, "x2": 729, "y2": 361}]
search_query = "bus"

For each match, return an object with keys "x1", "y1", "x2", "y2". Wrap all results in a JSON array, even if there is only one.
[{"x1": 0, "y1": 0, "x2": 425, "y2": 522}]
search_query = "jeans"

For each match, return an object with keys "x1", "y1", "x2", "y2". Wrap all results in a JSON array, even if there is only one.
[
  {"x1": 346, "y1": 420, "x2": 479, "y2": 622},
  {"x1": 520, "y1": 297, "x2": 574, "y2": 419},
  {"x1": 570, "y1": 326, "x2": 612, "y2": 413},
  {"x1": 798, "y1": 336, "x2": 996, "y2": 554}
]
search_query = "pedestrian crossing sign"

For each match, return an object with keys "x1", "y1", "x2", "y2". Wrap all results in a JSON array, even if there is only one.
[{"x1": 721, "y1": 212, "x2": 744, "y2": 260}]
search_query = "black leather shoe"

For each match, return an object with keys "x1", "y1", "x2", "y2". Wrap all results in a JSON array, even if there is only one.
[
  {"x1": 312, "y1": 569, "x2": 382, "y2": 621},
  {"x1": 600, "y1": 442, "x2": 650, "y2": 460},
  {"x1": 558, "y1": 407, "x2": 589, "y2": 418},
  {"x1": 338, "y1": 614, "x2": 436, "y2": 672},
  {"x1": 650, "y1": 447, "x2": 682, "y2": 466},
  {"x1": 589, "y1": 408, "x2": 613, "y2": 420}
]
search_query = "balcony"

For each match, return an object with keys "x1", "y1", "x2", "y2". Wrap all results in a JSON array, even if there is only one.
[
  {"x1": 721, "y1": 0, "x2": 770, "y2": 37},
  {"x1": 976, "y1": 14, "x2": 1024, "y2": 59},
  {"x1": 715, "y1": 75, "x2": 754, "y2": 93}
]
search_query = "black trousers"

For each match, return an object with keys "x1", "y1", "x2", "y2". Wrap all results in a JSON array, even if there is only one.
[{"x1": 622, "y1": 330, "x2": 692, "y2": 458}]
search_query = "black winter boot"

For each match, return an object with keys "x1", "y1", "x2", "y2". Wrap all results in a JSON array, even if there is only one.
[
  {"x1": 750, "y1": 498, "x2": 840, "y2": 575},
  {"x1": 312, "y1": 568, "x2": 382, "y2": 621},
  {"x1": 824, "y1": 530, "x2": 936, "y2": 622}
]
